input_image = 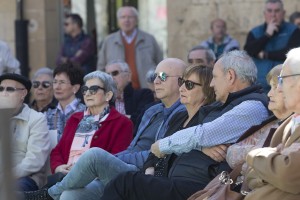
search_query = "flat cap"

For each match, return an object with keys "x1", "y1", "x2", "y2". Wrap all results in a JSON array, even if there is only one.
[{"x1": 0, "y1": 73, "x2": 32, "y2": 91}]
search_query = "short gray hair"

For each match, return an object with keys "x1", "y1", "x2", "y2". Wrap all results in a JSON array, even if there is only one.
[
  {"x1": 32, "y1": 67, "x2": 53, "y2": 81},
  {"x1": 219, "y1": 50, "x2": 257, "y2": 84},
  {"x1": 285, "y1": 47, "x2": 300, "y2": 74},
  {"x1": 265, "y1": 0, "x2": 284, "y2": 9},
  {"x1": 106, "y1": 60, "x2": 131, "y2": 73},
  {"x1": 83, "y1": 71, "x2": 117, "y2": 102},
  {"x1": 188, "y1": 45, "x2": 216, "y2": 64},
  {"x1": 117, "y1": 6, "x2": 139, "y2": 19}
]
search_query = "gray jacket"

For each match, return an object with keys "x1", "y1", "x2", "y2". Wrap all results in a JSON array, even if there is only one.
[
  {"x1": 11, "y1": 104, "x2": 50, "y2": 188},
  {"x1": 97, "y1": 29, "x2": 163, "y2": 88}
]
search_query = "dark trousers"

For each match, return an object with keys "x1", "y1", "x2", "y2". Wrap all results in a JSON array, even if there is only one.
[
  {"x1": 17, "y1": 177, "x2": 38, "y2": 191},
  {"x1": 101, "y1": 171, "x2": 205, "y2": 200}
]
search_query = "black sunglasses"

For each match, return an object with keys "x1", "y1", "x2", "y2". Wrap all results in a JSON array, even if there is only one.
[
  {"x1": 178, "y1": 77, "x2": 202, "y2": 90},
  {"x1": 153, "y1": 72, "x2": 180, "y2": 82},
  {"x1": 81, "y1": 85, "x2": 105, "y2": 95},
  {"x1": 32, "y1": 81, "x2": 52, "y2": 89},
  {"x1": 0, "y1": 86, "x2": 26, "y2": 93},
  {"x1": 107, "y1": 70, "x2": 121, "y2": 77}
]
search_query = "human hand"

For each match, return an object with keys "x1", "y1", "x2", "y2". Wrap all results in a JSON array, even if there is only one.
[
  {"x1": 54, "y1": 164, "x2": 72, "y2": 174},
  {"x1": 151, "y1": 141, "x2": 165, "y2": 158},
  {"x1": 266, "y1": 19, "x2": 279, "y2": 36},
  {"x1": 258, "y1": 51, "x2": 265, "y2": 59},
  {"x1": 202, "y1": 145, "x2": 227, "y2": 162},
  {"x1": 145, "y1": 167, "x2": 155, "y2": 175}
]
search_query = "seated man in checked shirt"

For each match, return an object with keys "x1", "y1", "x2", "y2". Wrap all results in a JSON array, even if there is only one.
[{"x1": 100, "y1": 50, "x2": 270, "y2": 200}]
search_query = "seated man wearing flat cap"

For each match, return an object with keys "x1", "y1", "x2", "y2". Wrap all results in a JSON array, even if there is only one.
[{"x1": 0, "y1": 73, "x2": 51, "y2": 191}]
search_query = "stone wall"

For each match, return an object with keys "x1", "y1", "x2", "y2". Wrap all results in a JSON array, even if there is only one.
[{"x1": 167, "y1": 0, "x2": 300, "y2": 61}]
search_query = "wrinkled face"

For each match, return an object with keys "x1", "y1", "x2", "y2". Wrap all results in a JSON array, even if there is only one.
[
  {"x1": 32, "y1": 74, "x2": 53, "y2": 102},
  {"x1": 0, "y1": 79, "x2": 27, "y2": 109},
  {"x1": 83, "y1": 78, "x2": 109, "y2": 108},
  {"x1": 179, "y1": 73, "x2": 205, "y2": 107},
  {"x1": 118, "y1": 7, "x2": 137, "y2": 35},
  {"x1": 105, "y1": 64, "x2": 130, "y2": 91},
  {"x1": 188, "y1": 49, "x2": 209, "y2": 66},
  {"x1": 154, "y1": 63, "x2": 182, "y2": 104},
  {"x1": 53, "y1": 73, "x2": 77, "y2": 102},
  {"x1": 267, "y1": 79, "x2": 286, "y2": 116},
  {"x1": 211, "y1": 20, "x2": 226, "y2": 39},
  {"x1": 264, "y1": 2, "x2": 285, "y2": 25},
  {"x1": 279, "y1": 65, "x2": 300, "y2": 112},
  {"x1": 210, "y1": 60, "x2": 230, "y2": 103}
]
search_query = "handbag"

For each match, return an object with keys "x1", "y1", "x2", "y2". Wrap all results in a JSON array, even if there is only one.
[{"x1": 187, "y1": 164, "x2": 245, "y2": 200}]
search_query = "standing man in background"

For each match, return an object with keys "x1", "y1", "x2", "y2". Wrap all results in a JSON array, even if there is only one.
[
  {"x1": 97, "y1": 6, "x2": 163, "y2": 89},
  {"x1": 200, "y1": 19, "x2": 240, "y2": 59},
  {"x1": 244, "y1": 0, "x2": 300, "y2": 92},
  {"x1": 56, "y1": 14, "x2": 96, "y2": 75}
]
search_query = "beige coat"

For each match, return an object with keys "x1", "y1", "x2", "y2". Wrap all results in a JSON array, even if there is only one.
[
  {"x1": 245, "y1": 116, "x2": 300, "y2": 200},
  {"x1": 11, "y1": 104, "x2": 50, "y2": 188},
  {"x1": 97, "y1": 29, "x2": 163, "y2": 88}
]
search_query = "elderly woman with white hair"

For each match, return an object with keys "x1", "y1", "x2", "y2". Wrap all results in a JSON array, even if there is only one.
[
  {"x1": 30, "y1": 67, "x2": 57, "y2": 112},
  {"x1": 23, "y1": 71, "x2": 134, "y2": 198},
  {"x1": 50, "y1": 70, "x2": 133, "y2": 174}
]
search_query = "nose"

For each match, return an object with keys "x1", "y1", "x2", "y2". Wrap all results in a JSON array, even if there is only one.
[{"x1": 153, "y1": 76, "x2": 160, "y2": 84}]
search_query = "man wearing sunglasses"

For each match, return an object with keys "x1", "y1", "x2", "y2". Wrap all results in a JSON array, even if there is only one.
[
  {"x1": 105, "y1": 61, "x2": 154, "y2": 126},
  {"x1": 30, "y1": 67, "x2": 57, "y2": 113},
  {"x1": 56, "y1": 14, "x2": 96, "y2": 75},
  {"x1": 23, "y1": 58, "x2": 186, "y2": 200},
  {"x1": 97, "y1": 6, "x2": 163, "y2": 89},
  {"x1": 0, "y1": 73, "x2": 51, "y2": 192},
  {"x1": 97, "y1": 51, "x2": 270, "y2": 200}
]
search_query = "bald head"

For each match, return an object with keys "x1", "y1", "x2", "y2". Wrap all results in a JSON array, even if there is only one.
[{"x1": 154, "y1": 58, "x2": 187, "y2": 107}]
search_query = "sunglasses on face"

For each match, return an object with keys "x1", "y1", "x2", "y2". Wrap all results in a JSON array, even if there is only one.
[
  {"x1": 0, "y1": 86, "x2": 25, "y2": 93},
  {"x1": 178, "y1": 77, "x2": 202, "y2": 90},
  {"x1": 81, "y1": 85, "x2": 105, "y2": 95},
  {"x1": 153, "y1": 72, "x2": 180, "y2": 82},
  {"x1": 32, "y1": 81, "x2": 52, "y2": 89}
]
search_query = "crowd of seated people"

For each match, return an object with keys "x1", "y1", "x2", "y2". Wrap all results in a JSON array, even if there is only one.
[{"x1": 2, "y1": 1, "x2": 300, "y2": 200}]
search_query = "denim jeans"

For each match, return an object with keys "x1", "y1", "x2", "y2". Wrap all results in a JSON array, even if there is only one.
[
  {"x1": 17, "y1": 176, "x2": 38, "y2": 191},
  {"x1": 48, "y1": 148, "x2": 139, "y2": 200}
]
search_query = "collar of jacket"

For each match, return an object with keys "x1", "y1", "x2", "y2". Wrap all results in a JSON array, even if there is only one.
[
  {"x1": 65, "y1": 31, "x2": 86, "y2": 43},
  {"x1": 11, "y1": 104, "x2": 30, "y2": 121},
  {"x1": 223, "y1": 84, "x2": 265, "y2": 106},
  {"x1": 71, "y1": 106, "x2": 122, "y2": 123},
  {"x1": 113, "y1": 29, "x2": 145, "y2": 45}
]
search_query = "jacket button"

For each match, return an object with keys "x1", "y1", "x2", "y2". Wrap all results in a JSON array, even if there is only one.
[{"x1": 94, "y1": 135, "x2": 98, "y2": 139}]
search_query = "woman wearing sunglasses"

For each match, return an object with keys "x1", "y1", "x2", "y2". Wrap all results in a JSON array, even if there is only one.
[
  {"x1": 107, "y1": 65, "x2": 216, "y2": 200},
  {"x1": 42, "y1": 71, "x2": 134, "y2": 189},
  {"x1": 30, "y1": 67, "x2": 57, "y2": 113}
]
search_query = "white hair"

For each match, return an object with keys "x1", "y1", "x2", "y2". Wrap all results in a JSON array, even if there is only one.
[
  {"x1": 117, "y1": 6, "x2": 139, "y2": 19},
  {"x1": 285, "y1": 47, "x2": 300, "y2": 74},
  {"x1": 219, "y1": 50, "x2": 257, "y2": 84}
]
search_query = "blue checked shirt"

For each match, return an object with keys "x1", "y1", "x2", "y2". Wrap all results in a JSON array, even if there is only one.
[
  {"x1": 46, "y1": 98, "x2": 85, "y2": 142},
  {"x1": 159, "y1": 100, "x2": 269, "y2": 155}
]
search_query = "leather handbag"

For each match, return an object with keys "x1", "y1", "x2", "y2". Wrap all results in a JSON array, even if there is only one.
[{"x1": 187, "y1": 164, "x2": 245, "y2": 200}]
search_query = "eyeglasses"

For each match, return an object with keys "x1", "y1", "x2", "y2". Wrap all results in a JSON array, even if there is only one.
[
  {"x1": 0, "y1": 86, "x2": 25, "y2": 93},
  {"x1": 81, "y1": 85, "x2": 105, "y2": 95},
  {"x1": 153, "y1": 72, "x2": 180, "y2": 82},
  {"x1": 277, "y1": 74, "x2": 300, "y2": 86},
  {"x1": 32, "y1": 81, "x2": 52, "y2": 89},
  {"x1": 178, "y1": 77, "x2": 202, "y2": 90},
  {"x1": 107, "y1": 70, "x2": 121, "y2": 77}
]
